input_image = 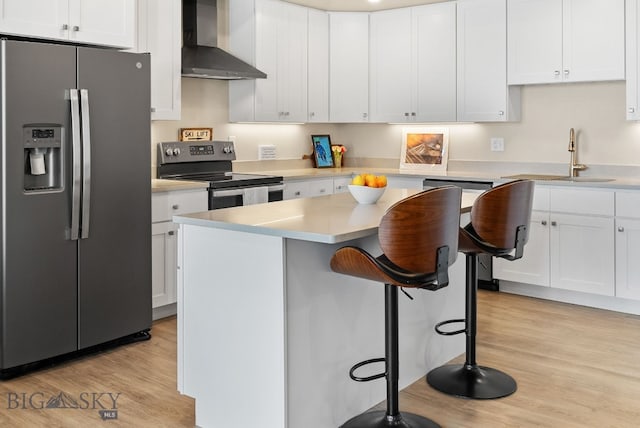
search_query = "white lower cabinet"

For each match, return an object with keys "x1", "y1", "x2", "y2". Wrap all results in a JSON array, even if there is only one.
[
  {"x1": 284, "y1": 178, "x2": 334, "y2": 199},
  {"x1": 550, "y1": 213, "x2": 615, "y2": 296},
  {"x1": 333, "y1": 176, "x2": 351, "y2": 193},
  {"x1": 615, "y1": 191, "x2": 640, "y2": 300},
  {"x1": 152, "y1": 221, "x2": 178, "y2": 308},
  {"x1": 151, "y1": 188, "x2": 208, "y2": 318},
  {"x1": 495, "y1": 186, "x2": 615, "y2": 297}
]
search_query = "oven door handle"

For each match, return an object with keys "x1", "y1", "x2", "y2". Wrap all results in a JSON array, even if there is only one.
[{"x1": 211, "y1": 184, "x2": 284, "y2": 198}]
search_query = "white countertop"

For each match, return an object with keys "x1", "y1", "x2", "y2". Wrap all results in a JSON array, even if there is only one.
[{"x1": 173, "y1": 189, "x2": 477, "y2": 244}]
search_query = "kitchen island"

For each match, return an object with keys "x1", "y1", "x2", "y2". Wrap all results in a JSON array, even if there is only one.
[{"x1": 173, "y1": 189, "x2": 476, "y2": 428}]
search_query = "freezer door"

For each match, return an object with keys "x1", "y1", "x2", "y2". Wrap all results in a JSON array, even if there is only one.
[
  {"x1": 0, "y1": 41, "x2": 78, "y2": 369},
  {"x1": 76, "y1": 48, "x2": 151, "y2": 348}
]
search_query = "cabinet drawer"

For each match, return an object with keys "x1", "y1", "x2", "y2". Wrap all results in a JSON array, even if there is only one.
[
  {"x1": 333, "y1": 177, "x2": 351, "y2": 193},
  {"x1": 152, "y1": 189, "x2": 208, "y2": 223},
  {"x1": 616, "y1": 190, "x2": 640, "y2": 218},
  {"x1": 308, "y1": 178, "x2": 334, "y2": 197},
  {"x1": 549, "y1": 187, "x2": 614, "y2": 216}
]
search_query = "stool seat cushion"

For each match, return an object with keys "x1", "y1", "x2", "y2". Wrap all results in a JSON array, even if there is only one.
[{"x1": 330, "y1": 247, "x2": 441, "y2": 289}]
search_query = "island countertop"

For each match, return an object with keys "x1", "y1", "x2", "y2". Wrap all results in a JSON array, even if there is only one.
[{"x1": 173, "y1": 188, "x2": 477, "y2": 244}]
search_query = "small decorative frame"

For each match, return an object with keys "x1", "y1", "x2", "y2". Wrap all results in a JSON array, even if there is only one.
[
  {"x1": 179, "y1": 127, "x2": 213, "y2": 141},
  {"x1": 311, "y1": 135, "x2": 334, "y2": 168},
  {"x1": 400, "y1": 127, "x2": 449, "y2": 172}
]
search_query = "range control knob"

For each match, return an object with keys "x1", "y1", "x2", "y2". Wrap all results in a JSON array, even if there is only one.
[
  {"x1": 173, "y1": 148, "x2": 181, "y2": 156},
  {"x1": 223, "y1": 146, "x2": 233, "y2": 154},
  {"x1": 165, "y1": 148, "x2": 174, "y2": 156}
]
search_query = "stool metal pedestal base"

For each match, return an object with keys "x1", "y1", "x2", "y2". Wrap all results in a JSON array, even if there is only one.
[
  {"x1": 341, "y1": 410, "x2": 440, "y2": 428},
  {"x1": 426, "y1": 364, "x2": 516, "y2": 400}
]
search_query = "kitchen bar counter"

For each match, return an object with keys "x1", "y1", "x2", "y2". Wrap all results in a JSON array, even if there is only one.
[{"x1": 173, "y1": 190, "x2": 474, "y2": 428}]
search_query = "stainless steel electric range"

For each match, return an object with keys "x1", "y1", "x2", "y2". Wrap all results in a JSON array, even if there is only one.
[{"x1": 157, "y1": 141, "x2": 284, "y2": 210}]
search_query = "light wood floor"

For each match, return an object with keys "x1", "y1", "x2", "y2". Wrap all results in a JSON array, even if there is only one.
[{"x1": 1, "y1": 291, "x2": 639, "y2": 427}]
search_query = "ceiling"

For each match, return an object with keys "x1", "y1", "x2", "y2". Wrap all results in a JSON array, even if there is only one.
[{"x1": 282, "y1": 0, "x2": 449, "y2": 12}]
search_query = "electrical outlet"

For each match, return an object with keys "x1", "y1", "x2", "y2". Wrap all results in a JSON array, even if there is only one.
[
  {"x1": 228, "y1": 135, "x2": 236, "y2": 144},
  {"x1": 490, "y1": 137, "x2": 505, "y2": 152}
]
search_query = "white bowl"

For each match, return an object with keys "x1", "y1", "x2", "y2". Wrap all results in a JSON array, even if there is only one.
[{"x1": 348, "y1": 184, "x2": 386, "y2": 204}]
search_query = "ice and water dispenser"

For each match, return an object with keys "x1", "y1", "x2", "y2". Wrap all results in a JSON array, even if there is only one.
[{"x1": 23, "y1": 124, "x2": 63, "y2": 193}]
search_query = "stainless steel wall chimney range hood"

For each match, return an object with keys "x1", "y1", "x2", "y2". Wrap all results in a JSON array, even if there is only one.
[{"x1": 182, "y1": 0, "x2": 266, "y2": 80}]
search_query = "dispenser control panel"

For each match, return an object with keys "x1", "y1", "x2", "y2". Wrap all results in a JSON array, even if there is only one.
[{"x1": 23, "y1": 125, "x2": 62, "y2": 148}]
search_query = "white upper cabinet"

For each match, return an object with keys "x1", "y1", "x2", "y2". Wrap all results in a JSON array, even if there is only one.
[
  {"x1": 307, "y1": 8, "x2": 329, "y2": 123},
  {"x1": 137, "y1": 0, "x2": 181, "y2": 120},
  {"x1": 329, "y1": 12, "x2": 369, "y2": 123},
  {"x1": 457, "y1": 0, "x2": 520, "y2": 122},
  {"x1": 370, "y1": 3, "x2": 456, "y2": 123},
  {"x1": 229, "y1": 0, "x2": 308, "y2": 122},
  {"x1": 508, "y1": 0, "x2": 625, "y2": 85},
  {"x1": 0, "y1": 0, "x2": 135, "y2": 48},
  {"x1": 627, "y1": 0, "x2": 640, "y2": 120}
]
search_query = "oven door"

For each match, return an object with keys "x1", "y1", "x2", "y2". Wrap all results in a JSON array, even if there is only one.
[{"x1": 209, "y1": 184, "x2": 284, "y2": 210}]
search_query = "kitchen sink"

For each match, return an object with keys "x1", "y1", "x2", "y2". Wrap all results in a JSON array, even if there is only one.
[{"x1": 502, "y1": 174, "x2": 614, "y2": 183}]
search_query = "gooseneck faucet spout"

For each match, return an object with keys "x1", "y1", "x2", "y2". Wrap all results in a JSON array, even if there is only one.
[{"x1": 568, "y1": 128, "x2": 587, "y2": 177}]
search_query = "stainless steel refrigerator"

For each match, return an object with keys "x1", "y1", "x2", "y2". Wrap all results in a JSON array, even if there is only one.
[{"x1": 0, "y1": 40, "x2": 152, "y2": 375}]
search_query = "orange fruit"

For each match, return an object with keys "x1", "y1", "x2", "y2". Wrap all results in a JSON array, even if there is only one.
[{"x1": 375, "y1": 175, "x2": 387, "y2": 188}]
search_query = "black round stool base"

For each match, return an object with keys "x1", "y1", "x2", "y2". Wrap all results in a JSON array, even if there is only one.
[
  {"x1": 426, "y1": 364, "x2": 517, "y2": 400},
  {"x1": 341, "y1": 410, "x2": 440, "y2": 428}
]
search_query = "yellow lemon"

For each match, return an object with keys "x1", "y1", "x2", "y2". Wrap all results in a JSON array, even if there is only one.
[{"x1": 351, "y1": 175, "x2": 365, "y2": 186}]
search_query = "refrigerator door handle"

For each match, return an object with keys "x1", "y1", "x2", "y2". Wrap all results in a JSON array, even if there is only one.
[
  {"x1": 80, "y1": 89, "x2": 92, "y2": 239},
  {"x1": 70, "y1": 89, "x2": 82, "y2": 241}
]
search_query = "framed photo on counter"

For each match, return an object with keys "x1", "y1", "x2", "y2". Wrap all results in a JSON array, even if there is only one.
[
  {"x1": 400, "y1": 127, "x2": 449, "y2": 172},
  {"x1": 311, "y1": 135, "x2": 334, "y2": 168}
]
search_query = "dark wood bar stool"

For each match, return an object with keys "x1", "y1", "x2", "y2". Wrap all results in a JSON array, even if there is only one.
[
  {"x1": 427, "y1": 180, "x2": 534, "y2": 400},
  {"x1": 330, "y1": 186, "x2": 462, "y2": 428}
]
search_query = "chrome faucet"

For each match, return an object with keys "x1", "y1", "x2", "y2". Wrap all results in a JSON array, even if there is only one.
[{"x1": 568, "y1": 128, "x2": 587, "y2": 177}]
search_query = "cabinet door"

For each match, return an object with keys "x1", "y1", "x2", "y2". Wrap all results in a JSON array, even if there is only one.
[
  {"x1": 550, "y1": 213, "x2": 614, "y2": 296},
  {"x1": 507, "y1": 0, "x2": 563, "y2": 84},
  {"x1": 329, "y1": 12, "x2": 369, "y2": 122},
  {"x1": 308, "y1": 8, "x2": 329, "y2": 122},
  {"x1": 457, "y1": 0, "x2": 519, "y2": 122},
  {"x1": 255, "y1": 0, "x2": 308, "y2": 122},
  {"x1": 138, "y1": 0, "x2": 181, "y2": 120},
  {"x1": 284, "y1": 181, "x2": 308, "y2": 200},
  {"x1": 152, "y1": 221, "x2": 178, "y2": 308},
  {"x1": 615, "y1": 218, "x2": 640, "y2": 300},
  {"x1": 307, "y1": 178, "x2": 334, "y2": 197},
  {"x1": 562, "y1": 0, "x2": 624, "y2": 83},
  {"x1": 369, "y1": 8, "x2": 412, "y2": 123},
  {"x1": 68, "y1": 0, "x2": 135, "y2": 48},
  {"x1": 494, "y1": 211, "x2": 550, "y2": 286},
  {"x1": 0, "y1": 0, "x2": 69, "y2": 42},
  {"x1": 333, "y1": 177, "x2": 351, "y2": 194},
  {"x1": 412, "y1": 2, "x2": 457, "y2": 122},
  {"x1": 627, "y1": 0, "x2": 640, "y2": 120}
]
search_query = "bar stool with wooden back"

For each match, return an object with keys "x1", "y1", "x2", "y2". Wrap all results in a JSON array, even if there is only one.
[
  {"x1": 330, "y1": 186, "x2": 462, "y2": 428},
  {"x1": 426, "y1": 179, "x2": 534, "y2": 400}
]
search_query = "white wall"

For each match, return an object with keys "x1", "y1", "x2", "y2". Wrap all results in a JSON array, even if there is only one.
[{"x1": 151, "y1": 78, "x2": 640, "y2": 168}]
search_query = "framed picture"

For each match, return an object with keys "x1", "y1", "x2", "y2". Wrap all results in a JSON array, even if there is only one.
[
  {"x1": 400, "y1": 127, "x2": 449, "y2": 172},
  {"x1": 179, "y1": 127, "x2": 213, "y2": 141},
  {"x1": 311, "y1": 135, "x2": 334, "y2": 168}
]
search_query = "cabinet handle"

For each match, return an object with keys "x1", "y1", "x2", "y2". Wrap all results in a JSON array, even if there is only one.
[
  {"x1": 362, "y1": 113, "x2": 368, "y2": 119},
  {"x1": 294, "y1": 191, "x2": 301, "y2": 196},
  {"x1": 319, "y1": 188, "x2": 326, "y2": 193},
  {"x1": 563, "y1": 69, "x2": 569, "y2": 76},
  {"x1": 168, "y1": 231, "x2": 175, "y2": 236},
  {"x1": 554, "y1": 70, "x2": 560, "y2": 76},
  {"x1": 62, "y1": 24, "x2": 69, "y2": 30},
  {"x1": 151, "y1": 107, "x2": 156, "y2": 113},
  {"x1": 541, "y1": 220, "x2": 547, "y2": 226},
  {"x1": 411, "y1": 112, "x2": 416, "y2": 117},
  {"x1": 404, "y1": 112, "x2": 409, "y2": 117},
  {"x1": 310, "y1": 112, "x2": 315, "y2": 118},
  {"x1": 551, "y1": 221, "x2": 557, "y2": 226},
  {"x1": 629, "y1": 107, "x2": 636, "y2": 113},
  {"x1": 172, "y1": 204, "x2": 179, "y2": 210},
  {"x1": 618, "y1": 226, "x2": 625, "y2": 232},
  {"x1": 498, "y1": 111, "x2": 504, "y2": 116},
  {"x1": 73, "y1": 25, "x2": 80, "y2": 31}
]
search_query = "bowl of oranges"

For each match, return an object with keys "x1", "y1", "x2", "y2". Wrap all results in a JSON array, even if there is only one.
[{"x1": 348, "y1": 173, "x2": 387, "y2": 204}]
